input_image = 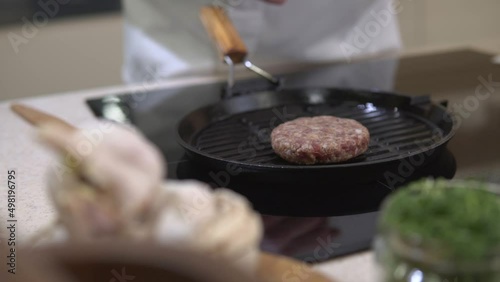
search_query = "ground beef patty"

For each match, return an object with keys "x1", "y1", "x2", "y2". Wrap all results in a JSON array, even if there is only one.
[{"x1": 271, "y1": 116, "x2": 370, "y2": 165}]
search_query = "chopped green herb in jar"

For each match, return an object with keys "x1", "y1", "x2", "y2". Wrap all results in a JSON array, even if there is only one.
[{"x1": 380, "y1": 178, "x2": 500, "y2": 260}]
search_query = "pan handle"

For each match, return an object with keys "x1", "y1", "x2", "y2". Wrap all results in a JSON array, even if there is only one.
[
  {"x1": 200, "y1": 6, "x2": 248, "y2": 64},
  {"x1": 200, "y1": 6, "x2": 281, "y2": 98}
]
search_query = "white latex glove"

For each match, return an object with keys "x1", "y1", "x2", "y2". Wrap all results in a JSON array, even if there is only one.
[
  {"x1": 39, "y1": 121, "x2": 165, "y2": 239},
  {"x1": 156, "y1": 180, "x2": 262, "y2": 273}
]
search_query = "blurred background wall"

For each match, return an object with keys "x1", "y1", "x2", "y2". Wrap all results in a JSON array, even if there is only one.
[{"x1": 1, "y1": 0, "x2": 500, "y2": 101}]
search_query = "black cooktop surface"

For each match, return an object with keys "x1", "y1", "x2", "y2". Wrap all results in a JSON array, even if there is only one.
[{"x1": 87, "y1": 54, "x2": 459, "y2": 261}]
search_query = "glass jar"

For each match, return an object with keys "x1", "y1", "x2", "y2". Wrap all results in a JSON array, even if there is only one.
[
  {"x1": 374, "y1": 180, "x2": 500, "y2": 282},
  {"x1": 375, "y1": 228, "x2": 500, "y2": 282}
]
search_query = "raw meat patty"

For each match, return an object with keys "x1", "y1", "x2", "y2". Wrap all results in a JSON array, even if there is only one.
[{"x1": 271, "y1": 116, "x2": 370, "y2": 164}]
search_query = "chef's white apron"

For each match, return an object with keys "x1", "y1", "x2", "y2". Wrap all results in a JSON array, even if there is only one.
[{"x1": 122, "y1": 0, "x2": 402, "y2": 83}]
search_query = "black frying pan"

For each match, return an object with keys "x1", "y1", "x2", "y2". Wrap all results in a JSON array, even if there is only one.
[
  {"x1": 176, "y1": 7, "x2": 457, "y2": 185},
  {"x1": 177, "y1": 87, "x2": 456, "y2": 184}
]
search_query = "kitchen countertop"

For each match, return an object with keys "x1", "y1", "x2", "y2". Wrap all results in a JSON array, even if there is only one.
[{"x1": 2, "y1": 48, "x2": 500, "y2": 282}]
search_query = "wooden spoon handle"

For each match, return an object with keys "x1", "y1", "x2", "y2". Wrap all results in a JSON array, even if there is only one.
[
  {"x1": 200, "y1": 6, "x2": 248, "y2": 64},
  {"x1": 10, "y1": 103, "x2": 76, "y2": 132}
]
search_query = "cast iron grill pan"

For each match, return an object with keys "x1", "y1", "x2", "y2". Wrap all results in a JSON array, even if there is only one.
[{"x1": 177, "y1": 88, "x2": 456, "y2": 184}]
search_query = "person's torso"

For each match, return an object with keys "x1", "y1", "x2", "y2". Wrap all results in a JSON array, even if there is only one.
[{"x1": 123, "y1": 0, "x2": 401, "y2": 82}]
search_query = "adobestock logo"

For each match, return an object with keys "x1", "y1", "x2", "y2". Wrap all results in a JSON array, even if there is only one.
[
  {"x1": 281, "y1": 235, "x2": 341, "y2": 282},
  {"x1": 7, "y1": 0, "x2": 72, "y2": 54},
  {"x1": 109, "y1": 267, "x2": 135, "y2": 282},
  {"x1": 381, "y1": 73, "x2": 500, "y2": 190},
  {"x1": 443, "y1": 74, "x2": 500, "y2": 128},
  {"x1": 340, "y1": 0, "x2": 406, "y2": 61},
  {"x1": 50, "y1": 122, "x2": 115, "y2": 181}
]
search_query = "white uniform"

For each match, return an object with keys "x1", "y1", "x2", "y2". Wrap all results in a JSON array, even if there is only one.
[{"x1": 123, "y1": 0, "x2": 401, "y2": 83}]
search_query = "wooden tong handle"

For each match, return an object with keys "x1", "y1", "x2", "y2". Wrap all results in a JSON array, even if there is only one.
[
  {"x1": 10, "y1": 103, "x2": 76, "y2": 133},
  {"x1": 200, "y1": 6, "x2": 248, "y2": 64}
]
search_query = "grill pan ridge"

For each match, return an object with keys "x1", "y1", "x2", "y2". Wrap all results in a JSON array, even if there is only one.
[{"x1": 194, "y1": 104, "x2": 440, "y2": 165}]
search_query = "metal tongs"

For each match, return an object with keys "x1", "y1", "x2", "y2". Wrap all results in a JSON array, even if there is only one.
[{"x1": 200, "y1": 6, "x2": 281, "y2": 98}]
